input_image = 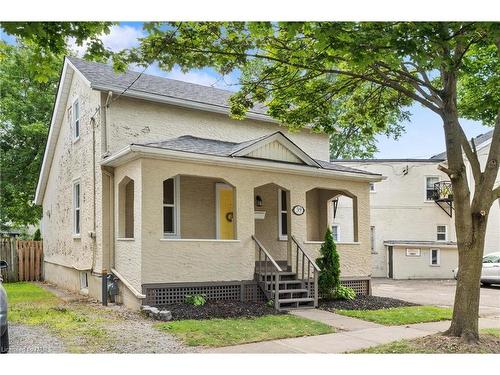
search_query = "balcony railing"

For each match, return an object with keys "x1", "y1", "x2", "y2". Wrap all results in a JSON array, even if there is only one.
[{"x1": 433, "y1": 181, "x2": 454, "y2": 217}]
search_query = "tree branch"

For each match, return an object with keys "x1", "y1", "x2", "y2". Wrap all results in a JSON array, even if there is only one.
[{"x1": 493, "y1": 185, "x2": 500, "y2": 201}]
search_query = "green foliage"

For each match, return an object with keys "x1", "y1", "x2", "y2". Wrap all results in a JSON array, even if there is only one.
[
  {"x1": 336, "y1": 306, "x2": 453, "y2": 325},
  {"x1": 1, "y1": 22, "x2": 114, "y2": 81},
  {"x1": 33, "y1": 228, "x2": 41, "y2": 241},
  {"x1": 155, "y1": 315, "x2": 333, "y2": 347},
  {"x1": 185, "y1": 294, "x2": 207, "y2": 306},
  {"x1": 0, "y1": 41, "x2": 62, "y2": 228},
  {"x1": 316, "y1": 228, "x2": 341, "y2": 299},
  {"x1": 266, "y1": 299, "x2": 274, "y2": 308},
  {"x1": 112, "y1": 22, "x2": 498, "y2": 158},
  {"x1": 334, "y1": 285, "x2": 356, "y2": 301}
]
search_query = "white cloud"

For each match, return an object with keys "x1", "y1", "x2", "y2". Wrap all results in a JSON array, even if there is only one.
[{"x1": 68, "y1": 25, "x2": 145, "y2": 57}]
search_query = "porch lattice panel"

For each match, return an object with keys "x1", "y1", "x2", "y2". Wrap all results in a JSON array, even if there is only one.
[{"x1": 143, "y1": 281, "x2": 265, "y2": 306}]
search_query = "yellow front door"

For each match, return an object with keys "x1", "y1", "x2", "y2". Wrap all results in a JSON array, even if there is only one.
[{"x1": 217, "y1": 184, "x2": 234, "y2": 240}]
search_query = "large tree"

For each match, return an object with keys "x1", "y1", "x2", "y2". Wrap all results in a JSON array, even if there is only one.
[
  {"x1": 115, "y1": 22, "x2": 499, "y2": 342},
  {"x1": 0, "y1": 22, "x2": 113, "y2": 228}
]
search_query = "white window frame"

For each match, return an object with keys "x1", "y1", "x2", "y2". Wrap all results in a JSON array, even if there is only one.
[
  {"x1": 425, "y1": 176, "x2": 440, "y2": 201},
  {"x1": 406, "y1": 248, "x2": 421, "y2": 257},
  {"x1": 73, "y1": 179, "x2": 81, "y2": 236},
  {"x1": 369, "y1": 182, "x2": 376, "y2": 192},
  {"x1": 331, "y1": 224, "x2": 340, "y2": 242},
  {"x1": 436, "y1": 225, "x2": 448, "y2": 241},
  {"x1": 278, "y1": 189, "x2": 288, "y2": 241},
  {"x1": 163, "y1": 176, "x2": 180, "y2": 238},
  {"x1": 72, "y1": 98, "x2": 80, "y2": 141},
  {"x1": 430, "y1": 248, "x2": 441, "y2": 266}
]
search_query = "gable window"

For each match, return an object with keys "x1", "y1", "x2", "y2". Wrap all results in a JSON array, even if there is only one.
[
  {"x1": 369, "y1": 183, "x2": 376, "y2": 192},
  {"x1": 437, "y1": 225, "x2": 447, "y2": 241},
  {"x1": 73, "y1": 180, "x2": 81, "y2": 235},
  {"x1": 278, "y1": 189, "x2": 288, "y2": 240},
  {"x1": 72, "y1": 98, "x2": 80, "y2": 140},
  {"x1": 163, "y1": 177, "x2": 179, "y2": 237},
  {"x1": 430, "y1": 249, "x2": 440, "y2": 266},
  {"x1": 426, "y1": 176, "x2": 439, "y2": 200},
  {"x1": 331, "y1": 224, "x2": 340, "y2": 242}
]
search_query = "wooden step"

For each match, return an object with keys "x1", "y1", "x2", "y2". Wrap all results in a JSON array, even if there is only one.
[
  {"x1": 265, "y1": 280, "x2": 303, "y2": 289},
  {"x1": 274, "y1": 288, "x2": 309, "y2": 295},
  {"x1": 278, "y1": 297, "x2": 314, "y2": 304}
]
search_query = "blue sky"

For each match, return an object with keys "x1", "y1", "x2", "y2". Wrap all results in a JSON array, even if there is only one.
[{"x1": 2, "y1": 22, "x2": 492, "y2": 158}]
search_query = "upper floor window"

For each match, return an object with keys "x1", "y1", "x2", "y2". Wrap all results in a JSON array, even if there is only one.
[
  {"x1": 163, "y1": 177, "x2": 179, "y2": 237},
  {"x1": 437, "y1": 225, "x2": 447, "y2": 241},
  {"x1": 369, "y1": 182, "x2": 376, "y2": 192},
  {"x1": 278, "y1": 189, "x2": 288, "y2": 240},
  {"x1": 426, "y1": 176, "x2": 439, "y2": 200},
  {"x1": 331, "y1": 224, "x2": 340, "y2": 242},
  {"x1": 72, "y1": 98, "x2": 80, "y2": 140},
  {"x1": 73, "y1": 180, "x2": 81, "y2": 235}
]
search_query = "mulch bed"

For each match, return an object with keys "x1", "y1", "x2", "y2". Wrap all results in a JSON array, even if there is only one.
[
  {"x1": 160, "y1": 300, "x2": 285, "y2": 320},
  {"x1": 406, "y1": 333, "x2": 500, "y2": 353},
  {"x1": 319, "y1": 295, "x2": 419, "y2": 311}
]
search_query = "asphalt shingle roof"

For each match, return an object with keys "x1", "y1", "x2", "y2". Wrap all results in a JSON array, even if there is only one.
[
  {"x1": 430, "y1": 130, "x2": 494, "y2": 160},
  {"x1": 67, "y1": 56, "x2": 268, "y2": 116},
  {"x1": 135, "y1": 134, "x2": 379, "y2": 176}
]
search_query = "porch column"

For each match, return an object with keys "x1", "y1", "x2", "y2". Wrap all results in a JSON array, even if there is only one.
[
  {"x1": 290, "y1": 186, "x2": 307, "y2": 244},
  {"x1": 286, "y1": 190, "x2": 292, "y2": 268}
]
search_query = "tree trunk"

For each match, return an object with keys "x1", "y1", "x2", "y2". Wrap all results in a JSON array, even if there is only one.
[{"x1": 446, "y1": 216, "x2": 488, "y2": 343}]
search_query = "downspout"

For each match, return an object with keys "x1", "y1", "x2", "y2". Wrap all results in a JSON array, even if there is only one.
[{"x1": 102, "y1": 91, "x2": 113, "y2": 157}]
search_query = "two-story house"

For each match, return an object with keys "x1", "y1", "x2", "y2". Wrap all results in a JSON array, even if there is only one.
[
  {"x1": 34, "y1": 57, "x2": 382, "y2": 310},
  {"x1": 338, "y1": 130, "x2": 499, "y2": 280}
]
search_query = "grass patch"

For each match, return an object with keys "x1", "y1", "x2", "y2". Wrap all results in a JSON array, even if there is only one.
[
  {"x1": 481, "y1": 328, "x2": 500, "y2": 338},
  {"x1": 155, "y1": 314, "x2": 333, "y2": 347},
  {"x1": 336, "y1": 306, "x2": 452, "y2": 325},
  {"x1": 4, "y1": 282, "x2": 114, "y2": 352}
]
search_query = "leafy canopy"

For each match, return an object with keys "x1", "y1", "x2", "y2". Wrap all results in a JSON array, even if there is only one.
[{"x1": 114, "y1": 22, "x2": 498, "y2": 156}]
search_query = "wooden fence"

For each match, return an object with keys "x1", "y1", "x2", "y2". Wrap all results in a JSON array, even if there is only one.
[{"x1": 0, "y1": 238, "x2": 43, "y2": 282}]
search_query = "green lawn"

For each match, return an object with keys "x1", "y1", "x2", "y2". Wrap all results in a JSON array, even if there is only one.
[
  {"x1": 155, "y1": 314, "x2": 334, "y2": 347},
  {"x1": 355, "y1": 329, "x2": 500, "y2": 354},
  {"x1": 336, "y1": 306, "x2": 452, "y2": 325},
  {"x1": 4, "y1": 282, "x2": 114, "y2": 352}
]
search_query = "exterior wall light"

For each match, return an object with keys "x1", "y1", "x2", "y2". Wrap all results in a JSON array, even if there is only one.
[{"x1": 255, "y1": 195, "x2": 263, "y2": 207}]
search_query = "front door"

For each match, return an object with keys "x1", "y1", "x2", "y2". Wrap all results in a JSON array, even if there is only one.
[{"x1": 216, "y1": 183, "x2": 235, "y2": 240}]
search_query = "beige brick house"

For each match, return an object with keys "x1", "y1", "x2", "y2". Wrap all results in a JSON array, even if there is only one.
[{"x1": 35, "y1": 57, "x2": 382, "y2": 310}]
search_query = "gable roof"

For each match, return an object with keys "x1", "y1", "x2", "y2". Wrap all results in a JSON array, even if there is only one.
[
  {"x1": 128, "y1": 132, "x2": 379, "y2": 177},
  {"x1": 430, "y1": 130, "x2": 494, "y2": 160},
  {"x1": 67, "y1": 56, "x2": 272, "y2": 121}
]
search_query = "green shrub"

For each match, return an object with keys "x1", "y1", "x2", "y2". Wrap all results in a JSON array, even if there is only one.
[
  {"x1": 33, "y1": 228, "x2": 41, "y2": 241},
  {"x1": 335, "y1": 285, "x2": 356, "y2": 300},
  {"x1": 185, "y1": 294, "x2": 206, "y2": 306},
  {"x1": 315, "y1": 227, "x2": 340, "y2": 299}
]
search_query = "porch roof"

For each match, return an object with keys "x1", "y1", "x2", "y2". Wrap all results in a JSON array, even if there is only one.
[{"x1": 102, "y1": 132, "x2": 384, "y2": 182}]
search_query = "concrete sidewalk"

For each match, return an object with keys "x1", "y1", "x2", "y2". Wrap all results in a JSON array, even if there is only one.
[{"x1": 204, "y1": 309, "x2": 500, "y2": 353}]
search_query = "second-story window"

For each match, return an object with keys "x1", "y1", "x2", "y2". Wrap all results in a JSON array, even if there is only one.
[
  {"x1": 437, "y1": 225, "x2": 447, "y2": 241},
  {"x1": 72, "y1": 98, "x2": 80, "y2": 140},
  {"x1": 331, "y1": 224, "x2": 340, "y2": 242},
  {"x1": 426, "y1": 176, "x2": 439, "y2": 200}
]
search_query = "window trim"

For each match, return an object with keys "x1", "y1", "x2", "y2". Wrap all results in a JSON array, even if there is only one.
[
  {"x1": 73, "y1": 179, "x2": 81, "y2": 236},
  {"x1": 72, "y1": 97, "x2": 80, "y2": 141},
  {"x1": 278, "y1": 189, "x2": 288, "y2": 241},
  {"x1": 369, "y1": 182, "x2": 376, "y2": 193},
  {"x1": 430, "y1": 248, "x2": 441, "y2": 266},
  {"x1": 436, "y1": 224, "x2": 448, "y2": 242},
  {"x1": 425, "y1": 175, "x2": 440, "y2": 202},
  {"x1": 163, "y1": 176, "x2": 180, "y2": 238},
  {"x1": 331, "y1": 224, "x2": 340, "y2": 242},
  {"x1": 370, "y1": 226, "x2": 376, "y2": 254}
]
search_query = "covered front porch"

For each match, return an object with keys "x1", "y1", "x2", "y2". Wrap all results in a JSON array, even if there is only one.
[{"x1": 102, "y1": 132, "x2": 380, "y2": 309}]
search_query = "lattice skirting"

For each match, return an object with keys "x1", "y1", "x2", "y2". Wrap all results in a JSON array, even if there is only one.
[
  {"x1": 317, "y1": 278, "x2": 371, "y2": 299},
  {"x1": 142, "y1": 281, "x2": 267, "y2": 306}
]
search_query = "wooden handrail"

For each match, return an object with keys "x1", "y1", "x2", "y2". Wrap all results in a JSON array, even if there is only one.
[
  {"x1": 291, "y1": 236, "x2": 320, "y2": 271},
  {"x1": 252, "y1": 235, "x2": 282, "y2": 272}
]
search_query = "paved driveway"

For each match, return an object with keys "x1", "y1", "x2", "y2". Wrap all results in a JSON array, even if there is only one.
[{"x1": 372, "y1": 278, "x2": 500, "y2": 317}]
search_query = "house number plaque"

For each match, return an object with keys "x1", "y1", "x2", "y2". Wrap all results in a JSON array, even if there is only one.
[{"x1": 292, "y1": 205, "x2": 305, "y2": 216}]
